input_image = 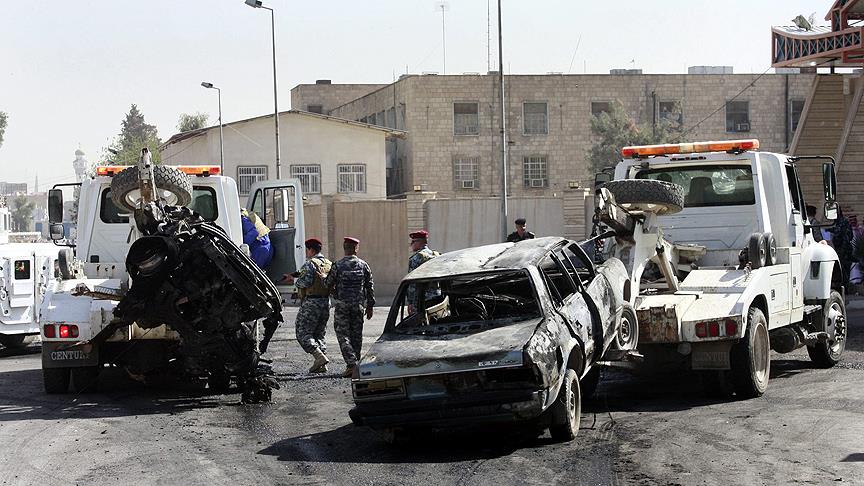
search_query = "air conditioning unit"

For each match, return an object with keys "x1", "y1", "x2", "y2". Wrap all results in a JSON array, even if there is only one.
[
  {"x1": 461, "y1": 180, "x2": 475, "y2": 189},
  {"x1": 736, "y1": 122, "x2": 751, "y2": 132},
  {"x1": 530, "y1": 179, "x2": 546, "y2": 188}
]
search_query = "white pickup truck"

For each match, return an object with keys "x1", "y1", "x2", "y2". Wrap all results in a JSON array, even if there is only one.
[
  {"x1": 596, "y1": 139, "x2": 846, "y2": 398},
  {"x1": 40, "y1": 163, "x2": 304, "y2": 393}
]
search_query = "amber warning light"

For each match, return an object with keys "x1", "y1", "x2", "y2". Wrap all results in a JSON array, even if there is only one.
[
  {"x1": 95, "y1": 165, "x2": 221, "y2": 176},
  {"x1": 621, "y1": 139, "x2": 759, "y2": 158}
]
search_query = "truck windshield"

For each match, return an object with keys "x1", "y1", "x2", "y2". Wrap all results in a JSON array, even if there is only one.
[{"x1": 636, "y1": 164, "x2": 755, "y2": 208}]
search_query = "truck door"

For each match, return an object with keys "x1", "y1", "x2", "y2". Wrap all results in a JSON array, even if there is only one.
[
  {"x1": 0, "y1": 254, "x2": 36, "y2": 325},
  {"x1": 246, "y1": 180, "x2": 306, "y2": 288}
]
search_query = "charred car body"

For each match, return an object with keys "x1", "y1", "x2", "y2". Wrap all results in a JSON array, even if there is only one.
[{"x1": 349, "y1": 236, "x2": 637, "y2": 441}]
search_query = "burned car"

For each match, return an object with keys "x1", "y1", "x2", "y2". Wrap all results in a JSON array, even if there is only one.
[{"x1": 349, "y1": 236, "x2": 637, "y2": 441}]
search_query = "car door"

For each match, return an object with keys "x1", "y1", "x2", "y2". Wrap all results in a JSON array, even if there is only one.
[
  {"x1": 561, "y1": 244, "x2": 617, "y2": 354},
  {"x1": 245, "y1": 179, "x2": 306, "y2": 287}
]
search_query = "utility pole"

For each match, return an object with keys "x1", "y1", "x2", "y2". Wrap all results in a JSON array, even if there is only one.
[{"x1": 498, "y1": 0, "x2": 508, "y2": 241}]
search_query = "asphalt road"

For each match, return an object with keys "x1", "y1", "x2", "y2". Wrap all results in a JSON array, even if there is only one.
[{"x1": 1, "y1": 307, "x2": 863, "y2": 486}]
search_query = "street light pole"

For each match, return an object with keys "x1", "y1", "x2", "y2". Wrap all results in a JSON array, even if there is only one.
[
  {"x1": 201, "y1": 82, "x2": 224, "y2": 172},
  {"x1": 498, "y1": 0, "x2": 508, "y2": 241},
  {"x1": 246, "y1": 0, "x2": 281, "y2": 179}
]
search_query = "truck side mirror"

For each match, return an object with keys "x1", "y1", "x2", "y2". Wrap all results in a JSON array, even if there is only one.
[
  {"x1": 49, "y1": 223, "x2": 65, "y2": 241},
  {"x1": 822, "y1": 162, "x2": 837, "y2": 203},
  {"x1": 824, "y1": 201, "x2": 838, "y2": 222},
  {"x1": 48, "y1": 189, "x2": 64, "y2": 223},
  {"x1": 594, "y1": 169, "x2": 613, "y2": 191}
]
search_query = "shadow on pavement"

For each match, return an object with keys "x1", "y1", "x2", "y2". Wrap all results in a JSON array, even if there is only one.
[
  {"x1": 0, "y1": 344, "x2": 41, "y2": 359},
  {"x1": 259, "y1": 424, "x2": 562, "y2": 464},
  {"x1": 0, "y1": 367, "x2": 228, "y2": 423},
  {"x1": 840, "y1": 453, "x2": 864, "y2": 462}
]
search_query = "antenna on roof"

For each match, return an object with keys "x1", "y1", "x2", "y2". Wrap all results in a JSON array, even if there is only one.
[{"x1": 435, "y1": 1, "x2": 449, "y2": 74}]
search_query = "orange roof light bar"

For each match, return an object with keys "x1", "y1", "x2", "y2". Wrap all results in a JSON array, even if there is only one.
[
  {"x1": 622, "y1": 139, "x2": 760, "y2": 158},
  {"x1": 94, "y1": 165, "x2": 221, "y2": 176}
]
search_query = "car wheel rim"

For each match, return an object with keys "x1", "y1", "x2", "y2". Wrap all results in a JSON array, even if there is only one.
[
  {"x1": 568, "y1": 380, "x2": 577, "y2": 427},
  {"x1": 827, "y1": 302, "x2": 846, "y2": 356},
  {"x1": 753, "y1": 323, "x2": 769, "y2": 385},
  {"x1": 618, "y1": 315, "x2": 636, "y2": 349}
]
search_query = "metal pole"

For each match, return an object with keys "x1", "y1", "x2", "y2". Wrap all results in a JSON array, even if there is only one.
[
  {"x1": 217, "y1": 87, "x2": 224, "y2": 172},
  {"x1": 264, "y1": 6, "x2": 281, "y2": 179},
  {"x1": 498, "y1": 0, "x2": 508, "y2": 241}
]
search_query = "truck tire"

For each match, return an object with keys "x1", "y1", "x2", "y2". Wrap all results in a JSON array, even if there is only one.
[
  {"x1": 0, "y1": 334, "x2": 28, "y2": 349},
  {"x1": 110, "y1": 165, "x2": 193, "y2": 212},
  {"x1": 70, "y1": 366, "x2": 100, "y2": 393},
  {"x1": 731, "y1": 307, "x2": 770, "y2": 398},
  {"x1": 43, "y1": 367, "x2": 71, "y2": 394},
  {"x1": 807, "y1": 290, "x2": 846, "y2": 368},
  {"x1": 600, "y1": 179, "x2": 684, "y2": 215},
  {"x1": 58, "y1": 248, "x2": 74, "y2": 279},
  {"x1": 748, "y1": 233, "x2": 767, "y2": 269},
  {"x1": 764, "y1": 233, "x2": 777, "y2": 266},
  {"x1": 549, "y1": 369, "x2": 581, "y2": 441}
]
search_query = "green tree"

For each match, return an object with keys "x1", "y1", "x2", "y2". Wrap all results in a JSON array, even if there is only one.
[
  {"x1": 103, "y1": 104, "x2": 162, "y2": 165},
  {"x1": 587, "y1": 101, "x2": 682, "y2": 172},
  {"x1": 177, "y1": 112, "x2": 209, "y2": 132},
  {"x1": 0, "y1": 111, "x2": 7, "y2": 148},
  {"x1": 11, "y1": 196, "x2": 34, "y2": 232}
]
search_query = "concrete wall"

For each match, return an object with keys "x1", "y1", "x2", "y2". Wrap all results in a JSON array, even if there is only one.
[
  {"x1": 425, "y1": 197, "x2": 564, "y2": 253},
  {"x1": 160, "y1": 113, "x2": 388, "y2": 203},
  {"x1": 290, "y1": 83, "x2": 388, "y2": 114},
  {"x1": 324, "y1": 73, "x2": 816, "y2": 198}
]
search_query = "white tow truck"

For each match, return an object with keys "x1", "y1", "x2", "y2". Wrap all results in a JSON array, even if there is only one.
[
  {"x1": 0, "y1": 200, "x2": 63, "y2": 349},
  {"x1": 40, "y1": 162, "x2": 304, "y2": 393},
  {"x1": 596, "y1": 139, "x2": 846, "y2": 397}
]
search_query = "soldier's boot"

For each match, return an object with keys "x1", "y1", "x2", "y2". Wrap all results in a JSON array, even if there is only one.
[{"x1": 309, "y1": 349, "x2": 330, "y2": 373}]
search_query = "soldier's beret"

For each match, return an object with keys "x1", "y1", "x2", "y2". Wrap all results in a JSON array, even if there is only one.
[
  {"x1": 344, "y1": 236, "x2": 360, "y2": 244},
  {"x1": 515, "y1": 218, "x2": 527, "y2": 225},
  {"x1": 409, "y1": 230, "x2": 429, "y2": 240},
  {"x1": 305, "y1": 238, "x2": 322, "y2": 248}
]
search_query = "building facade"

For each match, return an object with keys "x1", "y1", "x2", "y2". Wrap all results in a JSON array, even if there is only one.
[
  {"x1": 292, "y1": 73, "x2": 816, "y2": 198},
  {"x1": 160, "y1": 110, "x2": 404, "y2": 203}
]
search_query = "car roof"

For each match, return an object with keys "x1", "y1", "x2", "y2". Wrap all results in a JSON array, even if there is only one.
[{"x1": 405, "y1": 236, "x2": 568, "y2": 280}]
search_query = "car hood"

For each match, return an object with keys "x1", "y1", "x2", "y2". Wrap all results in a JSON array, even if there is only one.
[{"x1": 356, "y1": 317, "x2": 543, "y2": 380}]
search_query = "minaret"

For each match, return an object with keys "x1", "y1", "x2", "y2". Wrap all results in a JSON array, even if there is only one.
[
  {"x1": 34, "y1": 173, "x2": 39, "y2": 193},
  {"x1": 73, "y1": 148, "x2": 88, "y2": 182}
]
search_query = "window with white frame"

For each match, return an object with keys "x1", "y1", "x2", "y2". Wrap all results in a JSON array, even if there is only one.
[
  {"x1": 453, "y1": 156, "x2": 479, "y2": 190},
  {"x1": 237, "y1": 166, "x2": 268, "y2": 195},
  {"x1": 454, "y1": 102, "x2": 480, "y2": 135},
  {"x1": 338, "y1": 164, "x2": 366, "y2": 193},
  {"x1": 523, "y1": 102, "x2": 548, "y2": 135},
  {"x1": 290, "y1": 164, "x2": 321, "y2": 194},
  {"x1": 523, "y1": 155, "x2": 548, "y2": 188}
]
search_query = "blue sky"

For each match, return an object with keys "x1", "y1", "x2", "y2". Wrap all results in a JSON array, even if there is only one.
[{"x1": 0, "y1": 0, "x2": 825, "y2": 188}]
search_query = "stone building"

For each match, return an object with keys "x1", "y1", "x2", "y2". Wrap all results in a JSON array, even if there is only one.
[{"x1": 291, "y1": 73, "x2": 816, "y2": 199}]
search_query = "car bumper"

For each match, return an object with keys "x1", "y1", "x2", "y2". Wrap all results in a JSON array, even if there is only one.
[{"x1": 349, "y1": 389, "x2": 546, "y2": 428}]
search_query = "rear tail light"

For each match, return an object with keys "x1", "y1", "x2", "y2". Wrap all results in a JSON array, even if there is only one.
[
  {"x1": 695, "y1": 322, "x2": 707, "y2": 338},
  {"x1": 708, "y1": 322, "x2": 720, "y2": 337},
  {"x1": 43, "y1": 324, "x2": 55, "y2": 338},
  {"x1": 58, "y1": 324, "x2": 79, "y2": 339},
  {"x1": 725, "y1": 319, "x2": 738, "y2": 337}
]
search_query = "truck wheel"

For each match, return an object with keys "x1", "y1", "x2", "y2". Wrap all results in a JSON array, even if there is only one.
[
  {"x1": 748, "y1": 233, "x2": 767, "y2": 269},
  {"x1": 43, "y1": 367, "x2": 71, "y2": 394},
  {"x1": 110, "y1": 165, "x2": 193, "y2": 212},
  {"x1": 807, "y1": 290, "x2": 846, "y2": 368},
  {"x1": 600, "y1": 179, "x2": 685, "y2": 215},
  {"x1": 549, "y1": 369, "x2": 581, "y2": 441},
  {"x1": 731, "y1": 307, "x2": 770, "y2": 398},
  {"x1": 764, "y1": 233, "x2": 777, "y2": 266},
  {"x1": 0, "y1": 334, "x2": 28, "y2": 349},
  {"x1": 70, "y1": 366, "x2": 100, "y2": 393},
  {"x1": 580, "y1": 367, "x2": 601, "y2": 400}
]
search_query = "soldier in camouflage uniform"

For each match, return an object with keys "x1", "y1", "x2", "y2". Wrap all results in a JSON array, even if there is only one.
[
  {"x1": 285, "y1": 238, "x2": 332, "y2": 373},
  {"x1": 406, "y1": 230, "x2": 441, "y2": 314},
  {"x1": 324, "y1": 237, "x2": 375, "y2": 377}
]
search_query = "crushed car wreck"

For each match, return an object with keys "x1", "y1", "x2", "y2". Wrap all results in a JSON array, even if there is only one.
[
  {"x1": 348, "y1": 236, "x2": 637, "y2": 442},
  {"x1": 41, "y1": 149, "x2": 289, "y2": 403}
]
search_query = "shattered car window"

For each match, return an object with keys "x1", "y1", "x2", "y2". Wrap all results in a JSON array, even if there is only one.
[
  {"x1": 539, "y1": 255, "x2": 576, "y2": 304},
  {"x1": 391, "y1": 270, "x2": 541, "y2": 335}
]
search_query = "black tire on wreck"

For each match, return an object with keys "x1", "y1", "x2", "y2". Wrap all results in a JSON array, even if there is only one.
[
  {"x1": 600, "y1": 179, "x2": 685, "y2": 215},
  {"x1": 110, "y1": 165, "x2": 193, "y2": 212}
]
